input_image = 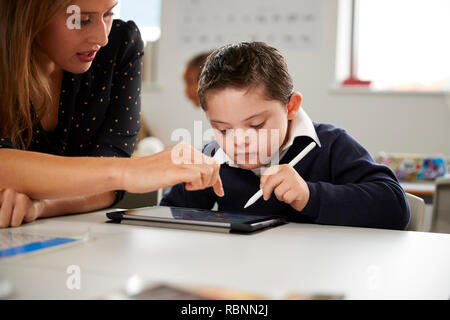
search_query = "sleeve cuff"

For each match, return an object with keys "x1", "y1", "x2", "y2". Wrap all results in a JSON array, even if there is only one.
[{"x1": 299, "y1": 182, "x2": 320, "y2": 219}]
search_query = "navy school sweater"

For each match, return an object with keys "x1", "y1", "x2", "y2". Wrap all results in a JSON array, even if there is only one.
[{"x1": 160, "y1": 122, "x2": 410, "y2": 230}]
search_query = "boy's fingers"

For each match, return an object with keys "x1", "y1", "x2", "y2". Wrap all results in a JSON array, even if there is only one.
[
  {"x1": 260, "y1": 165, "x2": 283, "y2": 187},
  {"x1": 261, "y1": 174, "x2": 284, "y2": 201},
  {"x1": 282, "y1": 189, "x2": 298, "y2": 204},
  {"x1": 262, "y1": 165, "x2": 280, "y2": 178},
  {"x1": 260, "y1": 175, "x2": 268, "y2": 187},
  {"x1": 274, "y1": 183, "x2": 291, "y2": 202}
]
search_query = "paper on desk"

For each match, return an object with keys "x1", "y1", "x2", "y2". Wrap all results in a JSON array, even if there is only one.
[{"x1": 0, "y1": 230, "x2": 88, "y2": 259}]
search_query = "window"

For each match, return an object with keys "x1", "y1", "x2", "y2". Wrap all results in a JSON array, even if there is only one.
[
  {"x1": 337, "y1": 0, "x2": 450, "y2": 91},
  {"x1": 116, "y1": 0, "x2": 161, "y2": 43}
]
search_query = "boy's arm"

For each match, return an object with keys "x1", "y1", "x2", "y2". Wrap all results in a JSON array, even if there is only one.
[
  {"x1": 160, "y1": 183, "x2": 217, "y2": 210},
  {"x1": 300, "y1": 131, "x2": 410, "y2": 230}
]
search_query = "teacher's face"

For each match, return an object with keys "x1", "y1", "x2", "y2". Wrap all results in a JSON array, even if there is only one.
[{"x1": 36, "y1": 0, "x2": 119, "y2": 74}]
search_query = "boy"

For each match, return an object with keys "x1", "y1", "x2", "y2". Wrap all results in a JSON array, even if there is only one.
[{"x1": 161, "y1": 42, "x2": 410, "y2": 230}]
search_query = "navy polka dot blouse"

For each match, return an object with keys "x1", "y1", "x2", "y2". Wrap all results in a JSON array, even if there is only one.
[{"x1": 0, "y1": 20, "x2": 145, "y2": 203}]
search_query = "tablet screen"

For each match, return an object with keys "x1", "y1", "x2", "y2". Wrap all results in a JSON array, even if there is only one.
[{"x1": 124, "y1": 206, "x2": 273, "y2": 224}]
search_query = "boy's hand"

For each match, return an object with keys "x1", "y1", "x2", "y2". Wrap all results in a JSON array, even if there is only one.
[{"x1": 260, "y1": 165, "x2": 310, "y2": 212}]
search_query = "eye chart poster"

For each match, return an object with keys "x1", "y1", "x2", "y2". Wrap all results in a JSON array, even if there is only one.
[{"x1": 175, "y1": 0, "x2": 320, "y2": 50}]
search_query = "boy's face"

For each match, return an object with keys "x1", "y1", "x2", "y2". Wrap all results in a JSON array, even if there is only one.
[{"x1": 205, "y1": 86, "x2": 301, "y2": 170}]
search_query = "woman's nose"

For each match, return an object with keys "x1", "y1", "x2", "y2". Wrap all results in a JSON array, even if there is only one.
[{"x1": 88, "y1": 21, "x2": 109, "y2": 47}]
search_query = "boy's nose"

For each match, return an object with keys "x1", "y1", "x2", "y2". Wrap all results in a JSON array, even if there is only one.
[{"x1": 234, "y1": 133, "x2": 250, "y2": 146}]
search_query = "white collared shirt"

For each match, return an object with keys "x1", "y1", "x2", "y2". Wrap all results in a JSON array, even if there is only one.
[{"x1": 212, "y1": 108, "x2": 321, "y2": 176}]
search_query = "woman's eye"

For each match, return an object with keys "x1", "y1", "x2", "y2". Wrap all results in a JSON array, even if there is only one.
[
  {"x1": 80, "y1": 19, "x2": 90, "y2": 26},
  {"x1": 79, "y1": 12, "x2": 114, "y2": 27},
  {"x1": 104, "y1": 12, "x2": 115, "y2": 19}
]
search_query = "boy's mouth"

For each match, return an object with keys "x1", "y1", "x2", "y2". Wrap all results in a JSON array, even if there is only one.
[
  {"x1": 235, "y1": 152, "x2": 258, "y2": 165},
  {"x1": 236, "y1": 152, "x2": 256, "y2": 156}
]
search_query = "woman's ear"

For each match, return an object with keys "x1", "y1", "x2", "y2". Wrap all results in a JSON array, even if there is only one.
[{"x1": 286, "y1": 92, "x2": 302, "y2": 120}]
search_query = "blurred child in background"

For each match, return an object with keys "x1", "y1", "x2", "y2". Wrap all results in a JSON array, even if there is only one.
[{"x1": 183, "y1": 51, "x2": 212, "y2": 107}]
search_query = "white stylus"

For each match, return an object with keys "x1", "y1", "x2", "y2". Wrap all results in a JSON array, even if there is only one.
[{"x1": 243, "y1": 141, "x2": 317, "y2": 209}]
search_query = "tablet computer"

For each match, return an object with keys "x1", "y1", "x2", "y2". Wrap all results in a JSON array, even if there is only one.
[{"x1": 106, "y1": 206, "x2": 286, "y2": 233}]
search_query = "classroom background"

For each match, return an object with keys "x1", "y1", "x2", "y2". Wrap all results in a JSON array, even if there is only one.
[
  {"x1": 118, "y1": 0, "x2": 450, "y2": 231},
  {"x1": 120, "y1": 0, "x2": 450, "y2": 157}
]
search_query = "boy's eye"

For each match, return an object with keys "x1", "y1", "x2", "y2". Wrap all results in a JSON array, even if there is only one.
[
  {"x1": 215, "y1": 128, "x2": 228, "y2": 135},
  {"x1": 250, "y1": 122, "x2": 265, "y2": 129}
]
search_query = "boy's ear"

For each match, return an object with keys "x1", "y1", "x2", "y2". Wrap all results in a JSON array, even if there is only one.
[{"x1": 286, "y1": 92, "x2": 302, "y2": 120}]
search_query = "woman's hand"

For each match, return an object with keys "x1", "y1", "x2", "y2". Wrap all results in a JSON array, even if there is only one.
[
  {"x1": 120, "y1": 144, "x2": 225, "y2": 197},
  {"x1": 0, "y1": 189, "x2": 44, "y2": 228},
  {"x1": 260, "y1": 164, "x2": 310, "y2": 212}
]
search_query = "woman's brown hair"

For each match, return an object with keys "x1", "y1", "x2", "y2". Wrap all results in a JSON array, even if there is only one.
[{"x1": 0, "y1": 0, "x2": 71, "y2": 149}]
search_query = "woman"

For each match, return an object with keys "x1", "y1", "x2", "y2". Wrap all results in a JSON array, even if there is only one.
[{"x1": 0, "y1": 0, "x2": 223, "y2": 228}]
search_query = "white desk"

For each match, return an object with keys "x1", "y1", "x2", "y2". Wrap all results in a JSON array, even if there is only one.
[{"x1": 1, "y1": 209, "x2": 450, "y2": 300}]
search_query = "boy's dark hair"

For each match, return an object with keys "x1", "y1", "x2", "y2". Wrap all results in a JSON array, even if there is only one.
[{"x1": 198, "y1": 42, "x2": 293, "y2": 110}]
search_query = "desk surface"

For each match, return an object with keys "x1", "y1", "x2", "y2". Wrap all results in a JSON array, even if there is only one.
[
  {"x1": 1, "y1": 209, "x2": 450, "y2": 300},
  {"x1": 400, "y1": 181, "x2": 436, "y2": 198}
]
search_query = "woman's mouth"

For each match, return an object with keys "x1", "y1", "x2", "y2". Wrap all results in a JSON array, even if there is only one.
[{"x1": 76, "y1": 50, "x2": 98, "y2": 63}]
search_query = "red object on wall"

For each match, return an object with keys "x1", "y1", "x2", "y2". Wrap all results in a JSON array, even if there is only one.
[
  {"x1": 342, "y1": 0, "x2": 372, "y2": 88},
  {"x1": 342, "y1": 77, "x2": 371, "y2": 86}
]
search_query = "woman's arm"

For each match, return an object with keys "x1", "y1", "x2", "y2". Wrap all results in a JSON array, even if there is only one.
[
  {"x1": 0, "y1": 144, "x2": 224, "y2": 228},
  {"x1": 0, "y1": 148, "x2": 122, "y2": 200},
  {"x1": 39, "y1": 191, "x2": 117, "y2": 218},
  {"x1": 0, "y1": 144, "x2": 224, "y2": 200},
  {"x1": 0, "y1": 189, "x2": 115, "y2": 228}
]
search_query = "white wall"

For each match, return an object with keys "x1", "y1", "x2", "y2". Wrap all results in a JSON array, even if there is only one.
[{"x1": 141, "y1": 0, "x2": 450, "y2": 157}]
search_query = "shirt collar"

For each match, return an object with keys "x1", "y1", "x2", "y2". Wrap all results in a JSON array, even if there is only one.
[
  {"x1": 213, "y1": 108, "x2": 321, "y2": 172},
  {"x1": 280, "y1": 107, "x2": 321, "y2": 152}
]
